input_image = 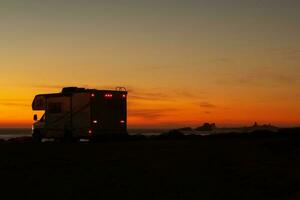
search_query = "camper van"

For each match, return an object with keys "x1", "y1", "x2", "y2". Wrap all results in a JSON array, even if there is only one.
[{"x1": 32, "y1": 87, "x2": 127, "y2": 141}]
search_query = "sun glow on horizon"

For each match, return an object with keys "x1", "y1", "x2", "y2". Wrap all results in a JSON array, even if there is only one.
[{"x1": 0, "y1": 85, "x2": 299, "y2": 128}]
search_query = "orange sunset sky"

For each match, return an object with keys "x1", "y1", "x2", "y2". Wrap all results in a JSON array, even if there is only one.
[{"x1": 0, "y1": 0, "x2": 299, "y2": 128}]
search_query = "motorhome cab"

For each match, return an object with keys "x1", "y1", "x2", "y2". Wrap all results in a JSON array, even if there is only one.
[{"x1": 32, "y1": 87, "x2": 127, "y2": 141}]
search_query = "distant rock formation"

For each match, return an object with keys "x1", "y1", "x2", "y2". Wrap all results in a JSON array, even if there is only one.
[
  {"x1": 249, "y1": 122, "x2": 278, "y2": 132},
  {"x1": 165, "y1": 122, "x2": 278, "y2": 137},
  {"x1": 195, "y1": 123, "x2": 217, "y2": 131}
]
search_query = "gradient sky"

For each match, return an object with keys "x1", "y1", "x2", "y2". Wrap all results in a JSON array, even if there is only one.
[{"x1": 0, "y1": 0, "x2": 299, "y2": 128}]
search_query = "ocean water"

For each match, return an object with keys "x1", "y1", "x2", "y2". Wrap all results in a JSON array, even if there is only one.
[
  {"x1": 0, "y1": 128, "x2": 169, "y2": 140},
  {"x1": 0, "y1": 128, "x2": 32, "y2": 140}
]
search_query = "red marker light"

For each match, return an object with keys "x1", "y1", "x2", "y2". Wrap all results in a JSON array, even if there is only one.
[
  {"x1": 122, "y1": 94, "x2": 126, "y2": 98},
  {"x1": 88, "y1": 129, "x2": 93, "y2": 136},
  {"x1": 91, "y1": 93, "x2": 95, "y2": 97},
  {"x1": 120, "y1": 120, "x2": 125, "y2": 124},
  {"x1": 93, "y1": 120, "x2": 98, "y2": 124},
  {"x1": 105, "y1": 94, "x2": 113, "y2": 98}
]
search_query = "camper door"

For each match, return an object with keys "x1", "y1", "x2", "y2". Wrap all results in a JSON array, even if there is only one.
[
  {"x1": 45, "y1": 96, "x2": 71, "y2": 137},
  {"x1": 71, "y1": 93, "x2": 91, "y2": 137}
]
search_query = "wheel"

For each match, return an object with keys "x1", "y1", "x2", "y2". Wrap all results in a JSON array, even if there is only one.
[
  {"x1": 63, "y1": 130, "x2": 73, "y2": 142},
  {"x1": 32, "y1": 131, "x2": 42, "y2": 143}
]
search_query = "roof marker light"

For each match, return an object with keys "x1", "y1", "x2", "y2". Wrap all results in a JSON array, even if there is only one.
[
  {"x1": 105, "y1": 94, "x2": 113, "y2": 98},
  {"x1": 122, "y1": 94, "x2": 126, "y2": 98}
]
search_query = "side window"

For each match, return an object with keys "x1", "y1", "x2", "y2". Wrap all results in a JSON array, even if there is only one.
[{"x1": 48, "y1": 102, "x2": 62, "y2": 114}]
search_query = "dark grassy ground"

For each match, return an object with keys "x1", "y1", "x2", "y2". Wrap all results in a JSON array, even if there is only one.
[{"x1": 1, "y1": 130, "x2": 300, "y2": 200}]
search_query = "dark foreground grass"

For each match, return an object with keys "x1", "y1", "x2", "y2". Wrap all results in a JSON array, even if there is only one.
[{"x1": 0, "y1": 130, "x2": 300, "y2": 200}]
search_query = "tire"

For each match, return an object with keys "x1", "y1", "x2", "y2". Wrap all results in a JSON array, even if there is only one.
[
  {"x1": 63, "y1": 130, "x2": 73, "y2": 142},
  {"x1": 32, "y1": 131, "x2": 42, "y2": 143}
]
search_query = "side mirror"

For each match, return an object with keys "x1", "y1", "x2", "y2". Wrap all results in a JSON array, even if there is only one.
[{"x1": 33, "y1": 114, "x2": 38, "y2": 121}]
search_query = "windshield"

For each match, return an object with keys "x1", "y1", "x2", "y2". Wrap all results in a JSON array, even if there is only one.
[
  {"x1": 33, "y1": 111, "x2": 45, "y2": 122},
  {"x1": 40, "y1": 114, "x2": 45, "y2": 122}
]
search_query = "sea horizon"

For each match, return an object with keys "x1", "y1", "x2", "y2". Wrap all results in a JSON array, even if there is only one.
[{"x1": 0, "y1": 128, "x2": 171, "y2": 140}]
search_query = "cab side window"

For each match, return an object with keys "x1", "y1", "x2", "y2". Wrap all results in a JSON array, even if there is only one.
[{"x1": 48, "y1": 102, "x2": 62, "y2": 114}]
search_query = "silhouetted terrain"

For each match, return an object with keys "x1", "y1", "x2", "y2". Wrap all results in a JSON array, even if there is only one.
[{"x1": 0, "y1": 128, "x2": 300, "y2": 199}]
